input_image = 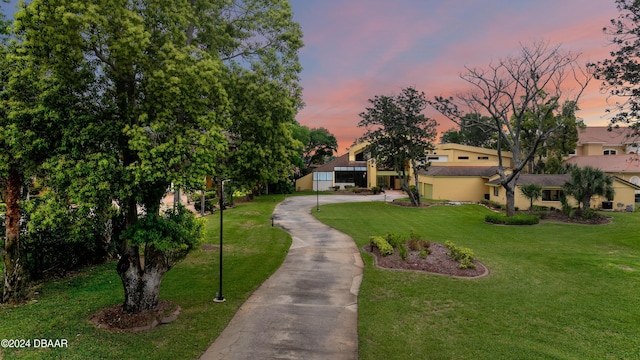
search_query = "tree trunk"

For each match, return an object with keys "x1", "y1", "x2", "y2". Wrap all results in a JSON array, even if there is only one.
[
  {"x1": 412, "y1": 162, "x2": 421, "y2": 207},
  {"x1": 2, "y1": 165, "x2": 28, "y2": 304},
  {"x1": 117, "y1": 243, "x2": 170, "y2": 313},
  {"x1": 504, "y1": 182, "x2": 516, "y2": 217}
]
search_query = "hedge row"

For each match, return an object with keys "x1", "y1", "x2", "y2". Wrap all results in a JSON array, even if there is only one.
[{"x1": 485, "y1": 213, "x2": 539, "y2": 225}]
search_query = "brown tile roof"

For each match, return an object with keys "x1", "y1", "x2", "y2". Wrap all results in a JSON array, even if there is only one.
[
  {"x1": 577, "y1": 126, "x2": 639, "y2": 145},
  {"x1": 565, "y1": 154, "x2": 640, "y2": 173},
  {"x1": 487, "y1": 174, "x2": 570, "y2": 187},
  {"x1": 418, "y1": 166, "x2": 500, "y2": 177},
  {"x1": 313, "y1": 153, "x2": 368, "y2": 172}
]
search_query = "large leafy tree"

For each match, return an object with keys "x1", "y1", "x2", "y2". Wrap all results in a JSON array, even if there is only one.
[
  {"x1": 0, "y1": 43, "x2": 70, "y2": 303},
  {"x1": 440, "y1": 113, "x2": 496, "y2": 148},
  {"x1": 430, "y1": 41, "x2": 591, "y2": 216},
  {"x1": 358, "y1": 87, "x2": 438, "y2": 207},
  {"x1": 226, "y1": 68, "x2": 301, "y2": 194},
  {"x1": 591, "y1": 0, "x2": 640, "y2": 130},
  {"x1": 14, "y1": 0, "x2": 302, "y2": 313},
  {"x1": 563, "y1": 165, "x2": 614, "y2": 210},
  {"x1": 302, "y1": 127, "x2": 338, "y2": 172},
  {"x1": 520, "y1": 100, "x2": 584, "y2": 174}
]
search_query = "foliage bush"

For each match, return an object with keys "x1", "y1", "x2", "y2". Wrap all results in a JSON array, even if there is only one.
[
  {"x1": 398, "y1": 243, "x2": 408, "y2": 260},
  {"x1": 15, "y1": 193, "x2": 118, "y2": 279},
  {"x1": 480, "y1": 199, "x2": 505, "y2": 210},
  {"x1": 385, "y1": 233, "x2": 405, "y2": 248},
  {"x1": 331, "y1": 185, "x2": 340, "y2": 191},
  {"x1": 409, "y1": 230, "x2": 421, "y2": 241},
  {"x1": 371, "y1": 186, "x2": 381, "y2": 194},
  {"x1": 193, "y1": 190, "x2": 219, "y2": 213},
  {"x1": 444, "y1": 240, "x2": 476, "y2": 269},
  {"x1": 485, "y1": 213, "x2": 539, "y2": 225},
  {"x1": 370, "y1": 236, "x2": 394, "y2": 256},
  {"x1": 419, "y1": 250, "x2": 429, "y2": 259},
  {"x1": 407, "y1": 238, "x2": 430, "y2": 252},
  {"x1": 0, "y1": 202, "x2": 5, "y2": 213}
]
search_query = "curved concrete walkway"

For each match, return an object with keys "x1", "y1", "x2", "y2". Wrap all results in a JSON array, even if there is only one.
[{"x1": 200, "y1": 192, "x2": 403, "y2": 360}]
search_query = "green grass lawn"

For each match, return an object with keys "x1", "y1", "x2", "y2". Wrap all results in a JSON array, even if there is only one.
[
  {"x1": 314, "y1": 203, "x2": 640, "y2": 359},
  {"x1": 0, "y1": 195, "x2": 291, "y2": 360}
]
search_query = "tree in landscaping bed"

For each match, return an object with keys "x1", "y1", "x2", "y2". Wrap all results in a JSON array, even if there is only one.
[
  {"x1": 358, "y1": 87, "x2": 438, "y2": 207},
  {"x1": 520, "y1": 184, "x2": 543, "y2": 211},
  {"x1": 430, "y1": 41, "x2": 591, "y2": 216},
  {"x1": 563, "y1": 165, "x2": 614, "y2": 211}
]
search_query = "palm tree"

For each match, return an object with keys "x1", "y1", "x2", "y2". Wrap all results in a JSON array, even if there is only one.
[
  {"x1": 563, "y1": 165, "x2": 615, "y2": 210},
  {"x1": 520, "y1": 183, "x2": 543, "y2": 211}
]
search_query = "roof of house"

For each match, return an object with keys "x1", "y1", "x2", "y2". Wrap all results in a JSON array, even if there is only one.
[
  {"x1": 577, "y1": 126, "x2": 638, "y2": 145},
  {"x1": 313, "y1": 153, "x2": 367, "y2": 172},
  {"x1": 487, "y1": 173, "x2": 640, "y2": 189},
  {"x1": 418, "y1": 166, "x2": 500, "y2": 177},
  {"x1": 565, "y1": 154, "x2": 640, "y2": 173},
  {"x1": 487, "y1": 174, "x2": 569, "y2": 187}
]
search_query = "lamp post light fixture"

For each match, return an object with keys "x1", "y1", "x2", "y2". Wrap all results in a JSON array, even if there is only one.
[
  {"x1": 316, "y1": 172, "x2": 320, "y2": 212},
  {"x1": 214, "y1": 178, "x2": 226, "y2": 303}
]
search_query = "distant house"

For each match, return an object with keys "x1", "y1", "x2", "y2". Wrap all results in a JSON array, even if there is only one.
[
  {"x1": 417, "y1": 166, "x2": 499, "y2": 202},
  {"x1": 573, "y1": 126, "x2": 639, "y2": 156},
  {"x1": 294, "y1": 128, "x2": 640, "y2": 211},
  {"x1": 296, "y1": 142, "x2": 513, "y2": 192},
  {"x1": 487, "y1": 173, "x2": 639, "y2": 211}
]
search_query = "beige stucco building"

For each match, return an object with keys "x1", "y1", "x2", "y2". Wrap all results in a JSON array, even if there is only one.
[{"x1": 294, "y1": 129, "x2": 640, "y2": 210}]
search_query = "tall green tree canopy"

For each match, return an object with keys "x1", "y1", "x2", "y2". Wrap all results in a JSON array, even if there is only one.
[
  {"x1": 591, "y1": 0, "x2": 640, "y2": 130},
  {"x1": 290, "y1": 124, "x2": 338, "y2": 176},
  {"x1": 358, "y1": 86, "x2": 438, "y2": 207},
  {"x1": 13, "y1": 0, "x2": 303, "y2": 312},
  {"x1": 440, "y1": 113, "x2": 496, "y2": 148},
  {"x1": 430, "y1": 41, "x2": 591, "y2": 216}
]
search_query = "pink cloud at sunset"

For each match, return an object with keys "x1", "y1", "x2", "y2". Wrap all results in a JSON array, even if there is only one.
[{"x1": 290, "y1": 0, "x2": 623, "y2": 153}]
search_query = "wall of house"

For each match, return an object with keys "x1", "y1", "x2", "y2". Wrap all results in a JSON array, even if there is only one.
[
  {"x1": 419, "y1": 176, "x2": 489, "y2": 201},
  {"x1": 595, "y1": 180, "x2": 636, "y2": 211},
  {"x1": 295, "y1": 173, "x2": 313, "y2": 191},
  {"x1": 430, "y1": 143, "x2": 514, "y2": 167}
]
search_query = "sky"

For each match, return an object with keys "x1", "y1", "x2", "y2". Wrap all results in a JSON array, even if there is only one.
[
  {"x1": 0, "y1": 1, "x2": 623, "y2": 154},
  {"x1": 289, "y1": 0, "x2": 623, "y2": 153}
]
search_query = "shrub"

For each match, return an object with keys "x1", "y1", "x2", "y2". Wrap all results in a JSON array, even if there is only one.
[
  {"x1": 419, "y1": 250, "x2": 429, "y2": 259},
  {"x1": 398, "y1": 243, "x2": 408, "y2": 260},
  {"x1": 581, "y1": 207, "x2": 596, "y2": 219},
  {"x1": 409, "y1": 230, "x2": 421, "y2": 241},
  {"x1": 385, "y1": 233, "x2": 405, "y2": 248},
  {"x1": 407, "y1": 238, "x2": 430, "y2": 252},
  {"x1": 331, "y1": 186, "x2": 340, "y2": 191},
  {"x1": 485, "y1": 213, "x2": 539, "y2": 225},
  {"x1": 371, "y1": 186, "x2": 381, "y2": 194},
  {"x1": 444, "y1": 240, "x2": 476, "y2": 269},
  {"x1": 0, "y1": 202, "x2": 5, "y2": 214},
  {"x1": 370, "y1": 236, "x2": 394, "y2": 256}
]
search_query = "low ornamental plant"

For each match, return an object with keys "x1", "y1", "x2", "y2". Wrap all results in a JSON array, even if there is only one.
[
  {"x1": 444, "y1": 240, "x2": 476, "y2": 269},
  {"x1": 370, "y1": 236, "x2": 394, "y2": 256},
  {"x1": 385, "y1": 233, "x2": 405, "y2": 248},
  {"x1": 485, "y1": 213, "x2": 539, "y2": 225}
]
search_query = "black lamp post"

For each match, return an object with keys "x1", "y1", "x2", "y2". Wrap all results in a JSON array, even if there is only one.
[
  {"x1": 214, "y1": 178, "x2": 225, "y2": 303},
  {"x1": 316, "y1": 172, "x2": 320, "y2": 212}
]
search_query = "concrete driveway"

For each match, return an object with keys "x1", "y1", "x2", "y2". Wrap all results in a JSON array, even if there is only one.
[{"x1": 200, "y1": 192, "x2": 403, "y2": 360}]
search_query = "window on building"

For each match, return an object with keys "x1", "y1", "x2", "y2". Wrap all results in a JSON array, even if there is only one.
[
  {"x1": 603, "y1": 149, "x2": 617, "y2": 155},
  {"x1": 542, "y1": 189, "x2": 563, "y2": 201},
  {"x1": 313, "y1": 172, "x2": 333, "y2": 181},
  {"x1": 493, "y1": 187, "x2": 499, "y2": 196},
  {"x1": 355, "y1": 152, "x2": 365, "y2": 161},
  {"x1": 477, "y1": 156, "x2": 489, "y2": 160},
  {"x1": 458, "y1": 156, "x2": 469, "y2": 160}
]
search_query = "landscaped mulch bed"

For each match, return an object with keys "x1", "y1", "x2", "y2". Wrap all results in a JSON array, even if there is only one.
[
  {"x1": 91, "y1": 300, "x2": 181, "y2": 332},
  {"x1": 363, "y1": 242, "x2": 488, "y2": 278}
]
